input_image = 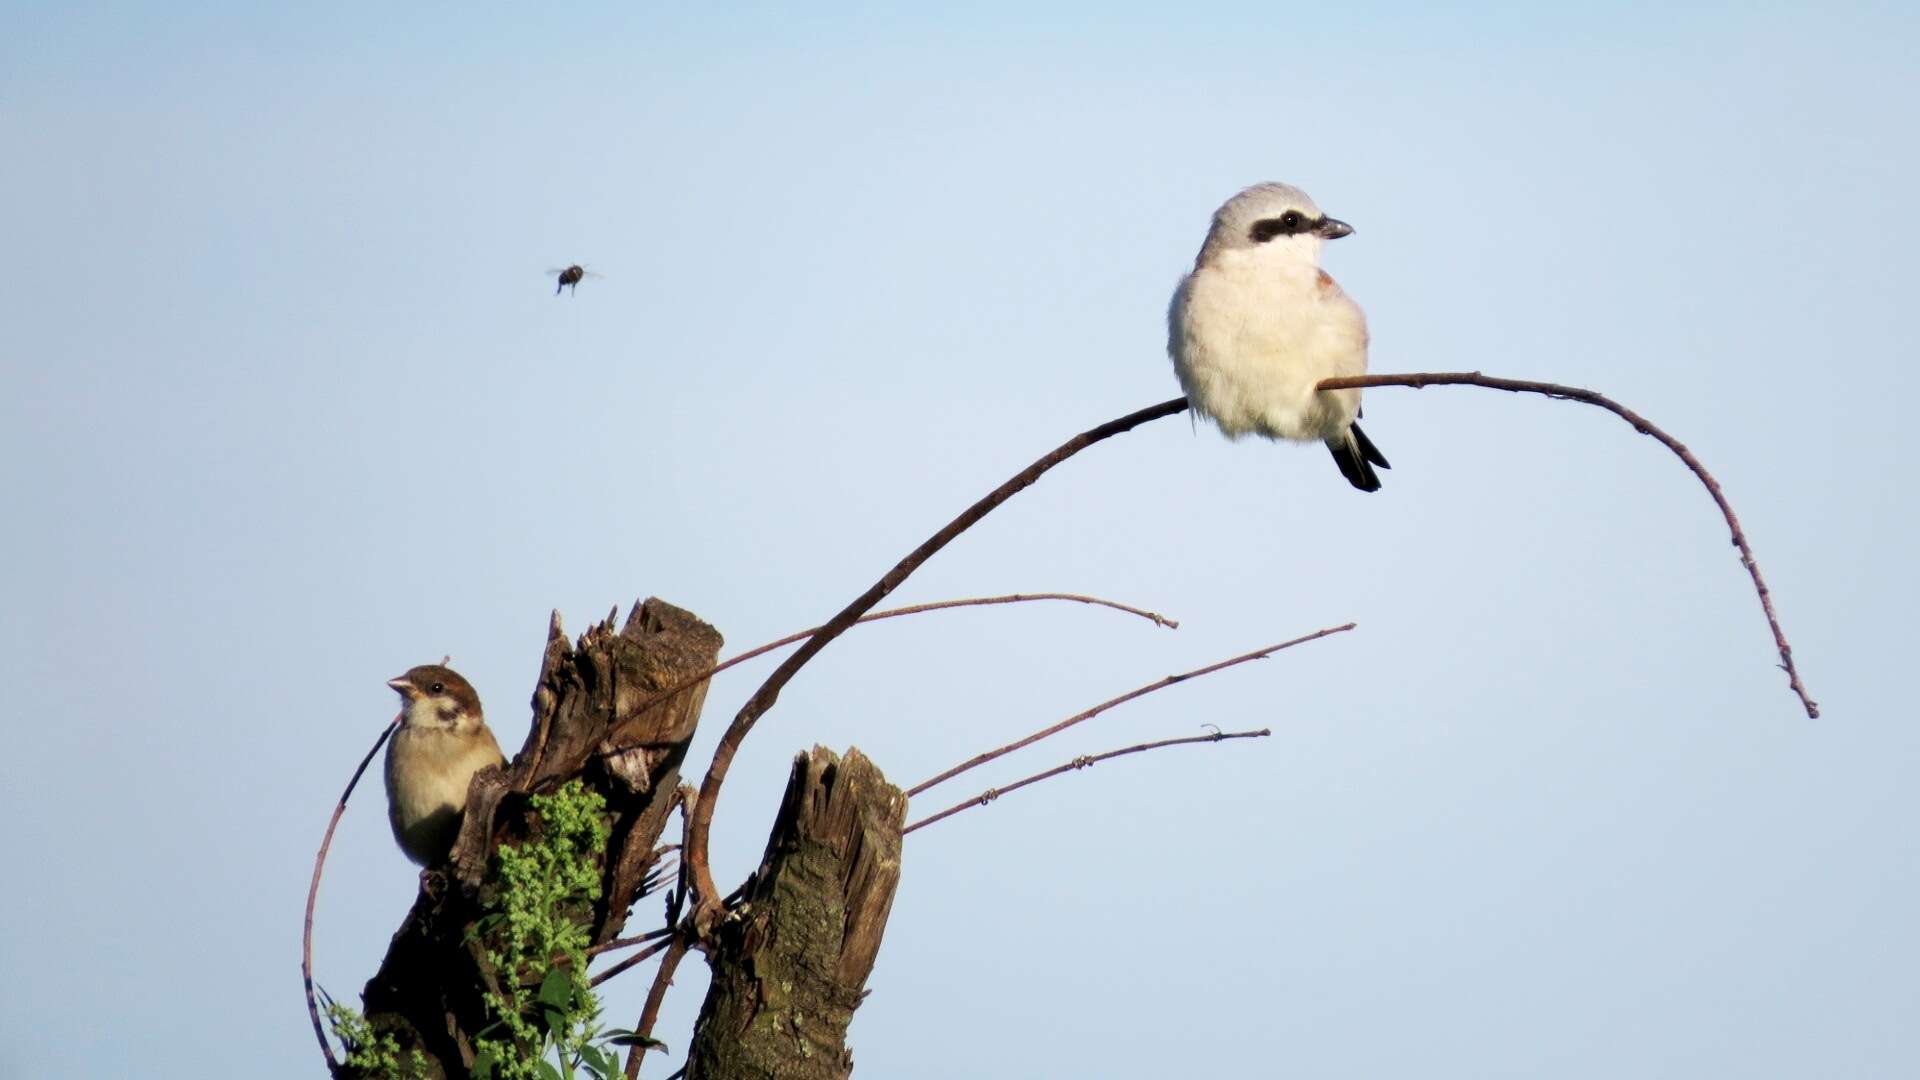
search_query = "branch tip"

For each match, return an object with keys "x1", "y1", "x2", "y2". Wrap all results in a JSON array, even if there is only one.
[
  {"x1": 905, "y1": 726, "x2": 1272, "y2": 835},
  {"x1": 1317, "y1": 373, "x2": 1815, "y2": 718},
  {"x1": 909, "y1": 623, "x2": 1353, "y2": 799}
]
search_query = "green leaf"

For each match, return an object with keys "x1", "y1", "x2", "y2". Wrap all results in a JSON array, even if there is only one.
[
  {"x1": 536, "y1": 1059, "x2": 564, "y2": 1080},
  {"x1": 579, "y1": 1044, "x2": 615, "y2": 1078},
  {"x1": 473, "y1": 1049, "x2": 497, "y2": 1080},
  {"x1": 538, "y1": 967, "x2": 574, "y2": 1009}
]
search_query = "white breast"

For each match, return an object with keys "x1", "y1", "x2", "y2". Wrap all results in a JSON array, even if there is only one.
[{"x1": 1168, "y1": 253, "x2": 1369, "y2": 443}]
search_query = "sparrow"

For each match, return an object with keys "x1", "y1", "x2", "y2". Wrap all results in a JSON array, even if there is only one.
[
  {"x1": 383, "y1": 664, "x2": 505, "y2": 866},
  {"x1": 1168, "y1": 182, "x2": 1390, "y2": 492}
]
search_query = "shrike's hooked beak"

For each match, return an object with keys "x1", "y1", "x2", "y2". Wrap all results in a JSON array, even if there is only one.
[{"x1": 1316, "y1": 217, "x2": 1354, "y2": 240}]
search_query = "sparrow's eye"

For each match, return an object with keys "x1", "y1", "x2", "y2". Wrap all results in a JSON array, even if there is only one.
[{"x1": 429, "y1": 681, "x2": 445, "y2": 695}]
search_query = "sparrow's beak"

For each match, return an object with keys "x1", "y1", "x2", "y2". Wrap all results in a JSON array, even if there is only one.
[
  {"x1": 1317, "y1": 217, "x2": 1354, "y2": 240},
  {"x1": 387, "y1": 677, "x2": 416, "y2": 699}
]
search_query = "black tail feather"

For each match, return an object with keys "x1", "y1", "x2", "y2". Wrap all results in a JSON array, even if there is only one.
[
  {"x1": 1327, "y1": 425, "x2": 1387, "y2": 493},
  {"x1": 1351, "y1": 422, "x2": 1390, "y2": 470}
]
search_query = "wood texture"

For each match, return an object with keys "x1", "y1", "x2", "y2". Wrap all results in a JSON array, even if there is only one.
[{"x1": 686, "y1": 747, "x2": 906, "y2": 1080}]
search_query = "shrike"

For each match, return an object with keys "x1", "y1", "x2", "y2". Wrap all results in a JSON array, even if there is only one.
[{"x1": 1168, "y1": 182, "x2": 1389, "y2": 492}]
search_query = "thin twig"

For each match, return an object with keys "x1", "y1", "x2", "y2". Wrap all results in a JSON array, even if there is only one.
[
  {"x1": 683, "y1": 399, "x2": 1191, "y2": 916},
  {"x1": 908, "y1": 625, "x2": 1354, "y2": 798},
  {"x1": 623, "y1": 936, "x2": 691, "y2": 1079},
  {"x1": 589, "y1": 936, "x2": 675, "y2": 989},
  {"x1": 1318, "y1": 371, "x2": 1816, "y2": 718},
  {"x1": 904, "y1": 728, "x2": 1272, "y2": 834},
  {"x1": 303, "y1": 716, "x2": 400, "y2": 1070},
  {"x1": 586, "y1": 926, "x2": 675, "y2": 957},
  {"x1": 599, "y1": 592, "x2": 1177, "y2": 759}
]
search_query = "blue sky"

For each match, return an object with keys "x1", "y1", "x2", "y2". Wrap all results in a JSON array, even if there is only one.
[{"x1": 3, "y1": 3, "x2": 1916, "y2": 1076}]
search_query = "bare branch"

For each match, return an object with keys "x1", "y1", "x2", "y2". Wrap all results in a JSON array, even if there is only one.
[
  {"x1": 600, "y1": 592, "x2": 1177, "y2": 760},
  {"x1": 586, "y1": 926, "x2": 675, "y2": 958},
  {"x1": 904, "y1": 727, "x2": 1272, "y2": 835},
  {"x1": 624, "y1": 937, "x2": 690, "y2": 1079},
  {"x1": 1318, "y1": 371, "x2": 1817, "y2": 718},
  {"x1": 698, "y1": 592, "x2": 1177, "y2": 699},
  {"x1": 589, "y1": 935, "x2": 675, "y2": 989},
  {"x1": 908, "y1": 624, "x2": 1355, "y2": 798},
  {"x1": 609, "y1": 783, "x2": 694, "y2": 1077},
  {"x1": 683, "y1": 398, "x2": 1190, "y2": 918},
  {"x1": 303, "y1": 716, "x2": 399, "y2": 1071}
]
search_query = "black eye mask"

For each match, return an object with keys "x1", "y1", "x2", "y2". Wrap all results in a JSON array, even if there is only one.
[{"x1": 1247, "y1": 213, "x2": 1316, "y2": 242}]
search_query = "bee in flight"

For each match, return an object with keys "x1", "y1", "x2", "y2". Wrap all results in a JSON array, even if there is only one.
[{"x1": 549, "y1": 264, "x2": 602, "y2": 296}]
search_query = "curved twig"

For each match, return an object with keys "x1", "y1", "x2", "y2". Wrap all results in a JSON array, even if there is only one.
[
  {"x1": 688, "y1": 372, "x2": 1817, "y2": 913},
  {"x1": 597, "y1": 592, "x2": 1177, "y2": 760},
  {"x1": 683, "y1": 399, "x2": 1191, "y2": 915},
  {"x1": 904, "y1": 727, "x2": 1272, "y2": 834},
  {"x1": 1317, "y1": 371, "x2": 1816, "y2": 718},
  {"x1": 908, "y1": 624, "x2": 1354, "y2": 798},
  {"x1": 303, "y1": 716, "x2": 400, "y2": 1070}
]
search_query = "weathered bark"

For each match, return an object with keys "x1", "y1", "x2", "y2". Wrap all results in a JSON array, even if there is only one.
[
  {"x1": 686, "y1": 747, "x2": 906, "y2": 1080},
  {"x1": 345, "y1": 599, "x2": 723, "y2": 1079}
]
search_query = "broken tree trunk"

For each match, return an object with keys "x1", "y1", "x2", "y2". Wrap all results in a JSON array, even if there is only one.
[
  {"x1": 685, "y1": 746, "x2": 906, "y2": 1080},
  {"x1": 345, "y1": 598, "x2": 724, "y2": 1079}
]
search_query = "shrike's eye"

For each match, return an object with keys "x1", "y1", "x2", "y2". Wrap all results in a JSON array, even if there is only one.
[
  {"x1": 1248, "y1": 212, "x2": 1312, "y2": 243},
  {"x1": 429, "y1": 682, "x2": 445, "y2": 695}
]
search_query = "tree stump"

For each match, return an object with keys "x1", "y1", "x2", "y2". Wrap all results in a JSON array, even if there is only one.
[{"x1": 685, "y1": 746, "x2": 906, "y2": 1080}]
